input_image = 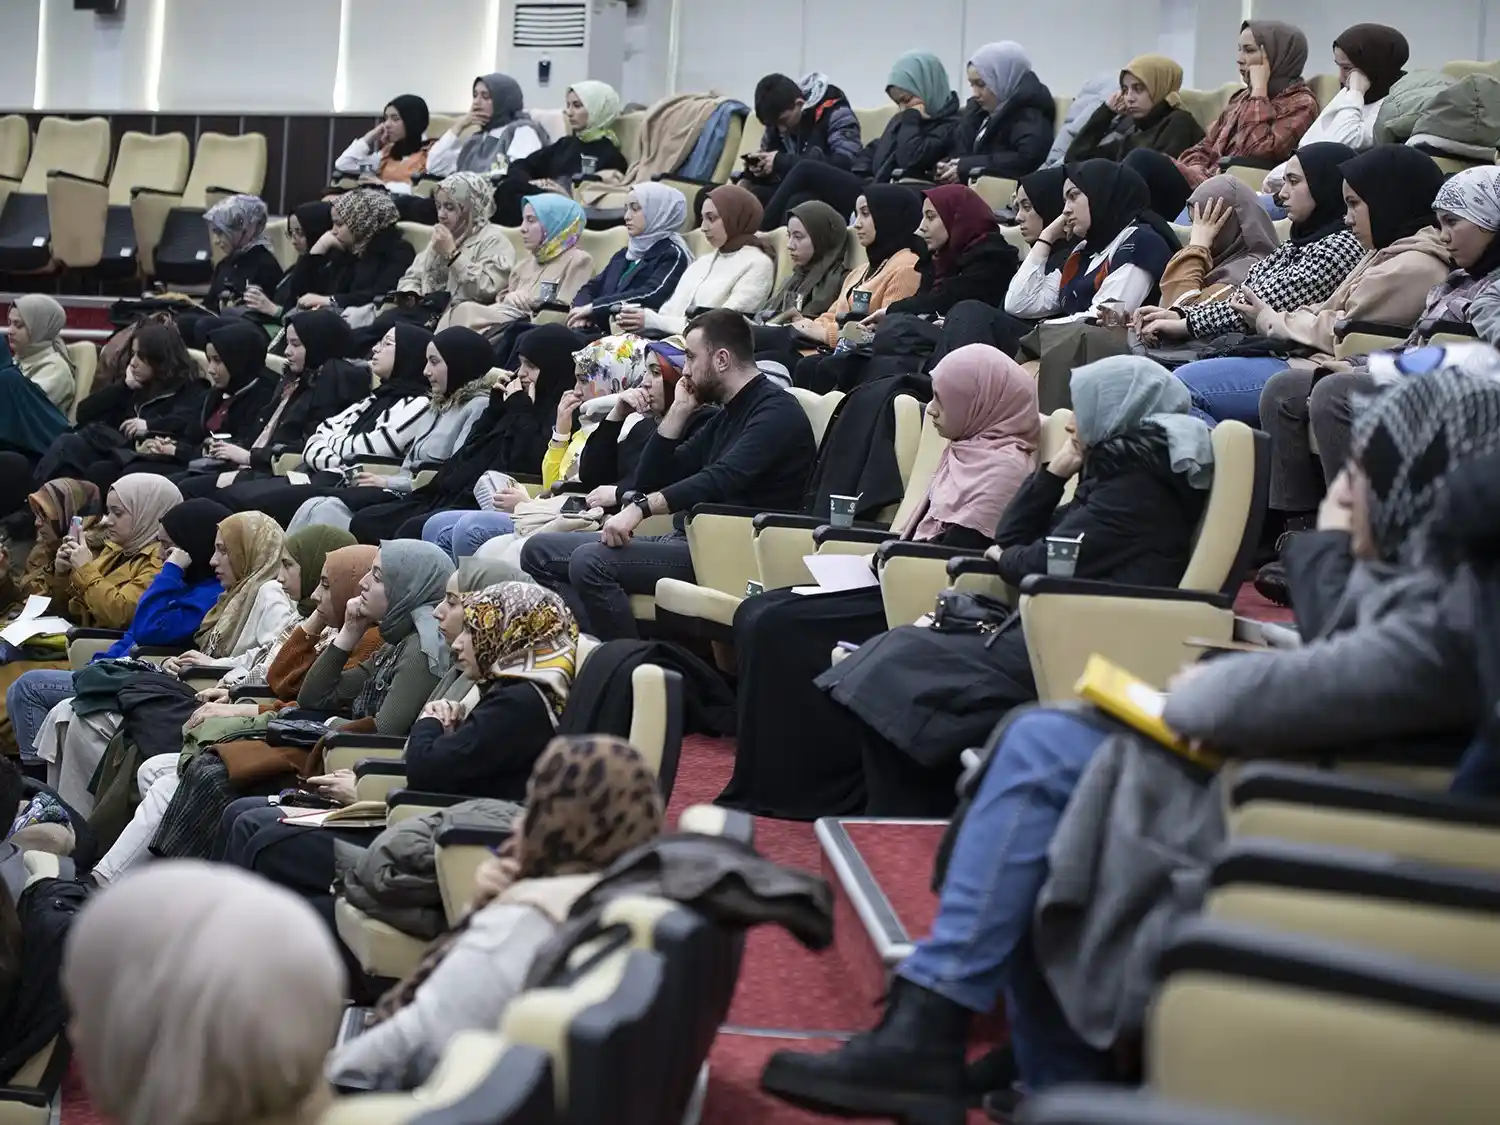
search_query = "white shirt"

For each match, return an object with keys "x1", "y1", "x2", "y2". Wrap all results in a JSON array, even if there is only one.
[
  {"x1": 1263, "y1": 88, "x2": 1384, "y2": 194},
  {"x1": 1004, "y1": 224, "x2": 1157, "y2": 321},
  {"x1": 426, "y1": 123, "x2": 544, "y2": 178},
  {"x1": 332, "y1": 136, "x2": 421, "y2": 195}
]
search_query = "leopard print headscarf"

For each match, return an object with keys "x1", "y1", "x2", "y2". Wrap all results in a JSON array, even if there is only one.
[
  {"x1": 462, "y1": 583, "x2": 578, "y2": 720},
  {"x1": 372, "y1": 735, "x2": 662, "y2": 1021}
]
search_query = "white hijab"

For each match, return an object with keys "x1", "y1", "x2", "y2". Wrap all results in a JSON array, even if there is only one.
[{"x1": 626, "y1": 183, "x2": 693, "y2": 261}]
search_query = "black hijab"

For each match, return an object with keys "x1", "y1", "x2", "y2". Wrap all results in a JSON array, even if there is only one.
[
  {"x1": 1333, "y1": 23, "x2": 1409, "y2": 103},
  {"x1": 161, "y1": 499, "x2": 231, "y2": 584},
  {"x1": 1289, "y1": 141, "x2": 1357, "y2": 246},
  {"x1": 353, "y1": 323, "x2": 433, "y2": 431},
  {"x1": 517, "y1": 323, "x2": 582, "y2": 416},
  {"x1": 1339, "y1": 144, "x2": 1444, "y2": 251},
  {"x1": 386, "y1": 95, "x2": 431, "y2": 161},
  {"x1": 205, "y1": 321, "x2": 269, "y2": 397},
  {"x1": 1018, "y1": 166, "x2": 1067, "y2": 226},
  {"x1": 292, "y1": 201, "x2": 334, "y2": 250},
  {"x1": 1121, "y1": 149, "x2": 1193, "y2": 223},
  {"x1": 1065, "y1": 159, "x2": 1152, "y2": 251},
  {"x1": 861, "y1": 184, "x2": 925, "y2": 272},
  {"x1": 287, "y1": 309, "x2": 354, "y2": 373},
  {"x1": 431, "y1": 327, "x2": 495, "y2": 398}
]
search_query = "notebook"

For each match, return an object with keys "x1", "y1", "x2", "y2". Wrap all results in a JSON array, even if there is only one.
[
  {"x1": 279, "y1": 800, "x2": 388, "y2": 828},
  {"x1": 1073, "y1": 654, "x2": 1221, "y2": 770}
]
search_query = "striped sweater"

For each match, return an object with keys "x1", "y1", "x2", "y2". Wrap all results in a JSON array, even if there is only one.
[{"x1": 301, "y1": 393, "x2": 434, "y2": 473}]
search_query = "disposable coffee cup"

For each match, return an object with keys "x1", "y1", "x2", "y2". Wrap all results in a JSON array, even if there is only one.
[
  {"x1": 580, "y1": 154, "x2": 598, "y2": 175},
  {"x1": 849, "y1": 289, "x2": 872, "y2": 316},
  {"x1": 538, "y1": 280, "x2": 559, "y2": 303},
  {"x1": 1045, "y1": 534, "x2": 1084, "y2": 577},
  {"x1": 829, "y1": 494, "x2": 860, "y2": 527}
]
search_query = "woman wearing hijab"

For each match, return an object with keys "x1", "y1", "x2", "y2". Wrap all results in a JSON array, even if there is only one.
[
  {"x1": 884, "y1": 184, "x2": 1020, "y2": 319},
  {"x1": 760, "y1": 51, "x2": 961, "y2": 230},
  {"x1": 1120, "y1": 149, "x2": 1194, "y2": 234},
  {"x1": 287, "y1": 327, "x2": 496, "y2": 539},
  {"x1": 6, "y1": 295, "x2": 75, "y2": 412},
  {"x1": 1175, "y1": 20, "x2": 1321, "y2": 188},
  {"x1": 178, "y1": 310, "x2": 370, "y2": 500},
  {"x1": 567, "y1": 183, "x2": 693, "y2": 335},
  {"x1": 294, "y1": 188, "x2": 415, "y2": 316},
  {"x1": 1004, "y1": 159, "x2": 1175, "y2": 327},
  {"x1": 723, "y1": 344, "x2": 1041, "y2": 821},
  {"x1": 1142, "y1": 142, "x2": 1367, "y2": 423},
  {"x1": 325, "y1": 732, "x2": 661, "y2": 1090},
  {"x1": 334, "y1": 94, "x2": 433, "y2": 187},
  {"x1": 758, "y1": 200, "x2": 850, "y2": 323},
  {"x1": 0, "y1": 479, "x2": 101, "y2": 617},
  {"x1": 613, "y1": 184, "x2": 774, "y2": 336},
  {"x1": 241, "y1": 201, "x2": 336, "y2": 322},
  {"x1": 428, "y1": 72, "x2": 548, "y2": 178},
  {"x1": 809, "y1": 355, "x2": 1212, "y2": 818},
  {"x1": 1262, "y1": 24, "x2": 1410, "y2": 198},
  {"x1": 1066, "y1": 54, "x2": 1205, "y2": 163},
  {"x1": 401, "y1": 172, "x2": 513, "y2": 318},
  {"x1": 934, "y1": 41, "x2": 1057, "y2": 185},
  {"x1": 494, "y1": 79, "x2": 627, "y2": 226},
  {"x1": 1156, "y1": 174, "x2": 1280, "y2": 305},
  {"x1": 65, "y1": 862, "x2": 345, "y2": 1125},
  {"x1": 197, "y1": 195, "x2": 283, "y2": 323}
]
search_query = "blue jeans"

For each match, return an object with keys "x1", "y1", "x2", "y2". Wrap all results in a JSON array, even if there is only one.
[
  {"x1": 1174, "y1": 356, "x2": 1289, "y2": 425},
  {"x1": 8, "y1": 668, "x2": 77, "y2": 761},
  {"x1": 422, "y1": 509, "x2": 516, "y2": 560},
  {"x1": 898, "y1": 709, "x2": 1112, "y2": 1091},
  {"x1": 1257, "y1": 192, "x2": 1288, "y2": 219}
]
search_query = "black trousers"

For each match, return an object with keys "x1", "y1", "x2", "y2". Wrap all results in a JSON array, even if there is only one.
[
  {"x1": 934, "y1": 299, "x2": 1034, "y2": 361},
  {"x1": 760, "y1": 163, "x2": 871, "y2": 230}
]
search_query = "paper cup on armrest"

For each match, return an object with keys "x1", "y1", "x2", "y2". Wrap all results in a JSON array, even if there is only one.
[
  {"x1": 829, "y1": 494, "x2": 861, "y2": 528},
  {"x1": 1045, "y1": 534, "x2": 1084, "y2": 577}
]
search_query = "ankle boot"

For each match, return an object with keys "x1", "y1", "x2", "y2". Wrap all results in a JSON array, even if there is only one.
[{"x1": 761, "y1": 977, "x2": 971, "y2": 1124}]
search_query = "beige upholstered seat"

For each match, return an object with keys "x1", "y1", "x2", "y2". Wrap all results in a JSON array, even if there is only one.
[
  {"x1": 0, "y1": 117, "x2": 110, "y2": 273},
  {"x1": 0, "y1": 115, "x2": 30, "y2": 188},
  {"x1": 49, "y1": 131, "x2": 190, "y2": 271},
  {"x1": 1177, "y1": 82, "x2": 1241, "y2": 131},
  {"x1": 319, "y1": 1038, "x2": 554, "y2": 1125},
  {"x1": 65, "y1": 342, "x2": 97, "y2": 423},
  {"x1": 131, "y1": 131, "x2": 267, "y2": 275}
]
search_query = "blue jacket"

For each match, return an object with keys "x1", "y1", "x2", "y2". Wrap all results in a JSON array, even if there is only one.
[
  {"x1": 98, "y1": 562, "x2": 223, "y2": 661},
  {"x1": 573, "y1": 238, "x2": 693, "y2": 330}
]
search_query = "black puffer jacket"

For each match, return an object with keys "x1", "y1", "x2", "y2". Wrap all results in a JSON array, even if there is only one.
[
  {"x1": 886, "y1": 232, "x2": 1021, "y2": 318},
  {"x1": 950, "y1": 72, "x2": 1056, "y2": 180},
  {"x1": 857, "y1": 92, "x2": 963, "y2": 182}
]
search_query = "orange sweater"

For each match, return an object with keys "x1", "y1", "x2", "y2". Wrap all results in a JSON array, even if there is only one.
[
  {"x1": 808, "y1": 249, "x2": 922, "y2": 349},
  {"x1": 260, "y1": 625, "x2": 383, "y2": 712}
]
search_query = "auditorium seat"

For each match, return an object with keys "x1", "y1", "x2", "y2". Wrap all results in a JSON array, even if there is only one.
[
  {"x1": 65, "y1": 342, "x2": 97, "y2": 423},
  {"x1": 971, "y1": 175, "x2": 1018, "y2": 211},
  {"x1": 855, "y1": 105, "x2": 898, "y2": 145},
  {"x1": 48, "y1": 131, "x2": 191, "y2": 277},
  {"x1": 0, "y1": 851, "x2": 74, "y2": 1125},
  {"x1": 1178, "y1": 82, "x2": 1240, "y2": 131},
  {"x1": 0, "y1": 116, "x2": 110, "y2": 275},
  {"x1": 0, "y1": 115, "x2": 30, "y2": 192},
  {"x1": 135, "y1": 131, "x2": 268, "y2": 283}
]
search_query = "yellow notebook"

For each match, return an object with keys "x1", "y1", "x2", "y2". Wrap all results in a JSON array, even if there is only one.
[{"x1": 1074, "y1": 654, "x2": 1221, "y2": 770}]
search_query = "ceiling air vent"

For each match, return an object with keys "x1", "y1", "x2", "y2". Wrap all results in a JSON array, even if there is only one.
[{"x1": 513, "y1": 3, "x2": 587, "y2": 49}]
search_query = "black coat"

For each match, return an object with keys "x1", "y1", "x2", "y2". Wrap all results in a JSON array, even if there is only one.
[
  {"x1": 510, "y1": 134, "x2": 628, "y2": 182},
  {"x1": 247, "y1": 358, "x2": 371, "y2": 471},
  {"x1": 950, "y1": 73, "x2": 1056, "y2": 180},
  {"x1": 804, "y1": 373, "x2": 932, "y2": 521},
  {"x1": 206, "y1": 246, "x2": 284, "y2": 313},
  {"x1": 426, "y1": 388, "x2": 558, "y2": 509},
  {"x1": 73, "y1": 380, "x2": 209, "y2": 439},
  {"x1": 857, "y1": 93, "x2": 963, "y2": 182},
  {"x1": 404, "y1": 681, "x2": 557, "y2": 800},
  {"x1": 274, "y1": 253, "x2": 340, "y2": 312},
  {"x1": 1064, "y1": 100, "x2": 1206, "y2": 164},
  {"x1": 886, "y1": 232, "x2": 1021, "y2": 318},
  {"x1": 321, "y1": 227, "x2": 416, "y2": 309}
]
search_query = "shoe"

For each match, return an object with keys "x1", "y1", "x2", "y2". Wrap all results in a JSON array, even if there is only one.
[
  {"x1": 760, "y1": 977, "x2": 971, "y2": 1124},
  {"x1": 965, "y1": 1043, "x2": 1017, "y2": 1104},
  {"x1": 1253, "y1": 559, "x2": 1289, "y2": 606},
  {"x1": 983, "y1": 1087, "x2": 1023, "y2": 1123}
]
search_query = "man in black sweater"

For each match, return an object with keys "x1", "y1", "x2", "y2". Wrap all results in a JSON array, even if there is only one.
[{"x1": 521, "y1": 310, "x2": 816, "y2": 640}]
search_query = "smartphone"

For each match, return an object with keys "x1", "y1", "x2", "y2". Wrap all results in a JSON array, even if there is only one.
[
  {"x1": 70, "y1": 516, "x2": 84, "y2": 544},
  {"x1": 560, "y1": 494, "x2": 588, "y2": 515}
]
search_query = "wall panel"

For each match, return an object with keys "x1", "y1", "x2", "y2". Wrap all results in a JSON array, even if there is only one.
[{"x1": 157, "y1": 0, "x2": 340, "y2": 113}]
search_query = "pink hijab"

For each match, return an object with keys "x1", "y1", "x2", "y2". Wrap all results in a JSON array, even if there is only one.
[{"x1": 907, "y1": 344, "x2": 1039, "y2": 540}]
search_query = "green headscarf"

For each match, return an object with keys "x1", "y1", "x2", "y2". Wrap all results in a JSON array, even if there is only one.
[
  {"x1": 570, "y1": 80, "x2": 622, "y2": 146},
  {"x1": 284, "y1": 526, "x2": 357, "y2": 616},
  {"x1": 886, "y1": 52, "x2": 952, "y2": 115}
]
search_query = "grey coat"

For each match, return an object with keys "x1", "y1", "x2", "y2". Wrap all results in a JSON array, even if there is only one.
[{"x1": 389, "y1": 394, "x2": 490, "y2": 491}]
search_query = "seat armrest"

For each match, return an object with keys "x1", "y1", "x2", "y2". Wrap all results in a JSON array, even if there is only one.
[
  {"x1": 47, "y1": 170, "x2": 108, "y2": 187},
  {"x1": 130, "y1": 644, "x2": 185, "y2": 657},
  {"x1": 1230, "y1": 762, "x2": 1500, "y2": 827},
  {"x1": 1335, "y1": 318, "x2": 1410, "y2": 341},
  {"x1": 751, "y1": 512, "x2": 825, "y2": 532},
  {"x1": 947, "y1": 555, "x2": 1001, "y2": 580},
  {"x1": 877, "y1": 540, "x2": 974, "y2": 564},
  {"x1": 651, "y1": 171, "x2": 719, "y2": 188},
  {"x1": 1421, "y1": 318, "x2": 1478, "y2": 339},
  {"x1": 0, "y1": 1087, "x2": 50, "y2": 1108},
  {"x1": 690, "y1": 503, "x2": 785, "y2": 521},
  {"x1": 1211, "y1": 837, "x2": 1500, "y2": 913},
  {"x1": 229, "y1": 685, "x2": 277, "y2": 702},
  {"x1": 386, "y1": 788, "x2": 468, "y2": 810},
  {"x1": 1218, "y1": 155, "x2": 1279, "y2": 170},
  {"x1": 1018, "y1": 574, "x2": 1235, "y2": 607},
  {"x1": 435, "y1": 824, "x2": 513, "y2": 849},
  {"x1": 353, "y1": 758, "x2": 407, "y2": 777},
  {"x1": 323, "y1": 732, "x2": 407, "y2": 750},
  {"x1": 129, "y1": 185, "x2": 186, "y2": 201},
  {"x1": 66, "y1": 627, "x2": 126, "y2": 642},
  {"x1": 813, "y1": 525, "x2": 896, "y2": 547}
]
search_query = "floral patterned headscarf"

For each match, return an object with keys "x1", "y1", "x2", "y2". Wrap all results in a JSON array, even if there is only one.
[
  {"x1": 571, "y1": 335, "x2": 651, "y2": 395},
  {"x1": 438, "y1": 172, "x2": 495, "y2": 241},
  {"x1": 204, "y1": 194, "x2": 272, "y2": 255},
  {"x1": 525, "y1": 193, "x2": 586, "y2": 264},
  {"x1": 462, "y1": 583, "x2": 578, "y2": 719}
]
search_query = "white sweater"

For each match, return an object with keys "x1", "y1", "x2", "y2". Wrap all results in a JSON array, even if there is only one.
[
  {"x1": 1263, "y1": 88, "x2": 1385, "y2": 193},
  {"x1": 301, "y1": 393, "x2": 435, "y2": 473},
  {"x1": 642, "y1": 246, "x2": 776, "y2": 334}
]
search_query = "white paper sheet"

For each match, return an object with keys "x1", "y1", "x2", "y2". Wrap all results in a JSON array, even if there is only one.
[
  {"x1": 799, "y1": 554, "x2": 879, "y2": 593},
  {"x1": 0, "y1": 616, "x2": 72, "y2": 647},
  {"x1": 16, "y1": 595, "x2": 50, "y2": 621}
]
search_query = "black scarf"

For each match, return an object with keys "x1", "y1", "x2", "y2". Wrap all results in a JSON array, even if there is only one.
[
  {"x1": 353, "y1": 323, "x2": 433, "y2": 431},
  {"x1": 1288, "y1": 141, "x2": 1356, "y2": 246},
  {"x1": 1065, "y1": 159, "x2": 1151, "y2": 251},
  {"x1": 860, "y1": 184, "x2": 924, "y2": 275},
  {"x1": 387, "y1": 95, "x2": 431, "y2": 161},
  {"x1": 1339, "y1": 143, "x2": 1445, "y2": 251}
]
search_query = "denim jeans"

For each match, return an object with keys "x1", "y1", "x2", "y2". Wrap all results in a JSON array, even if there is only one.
[
  {"x1": 521, "y1": 530, "x2": 695, "y2": 640},
  {"x1": 8, "y1": 668, "x2": 76, "y2": 761},
  {"x1": 1174, "y1": 356, "x2": 1290, "y2": 425},
  {"x1": 898, "y1": 708, "x2": 1113, "y2": 1091},
  {"x1": 422, "y1": 509, "x2": 516, "y2": 561}
]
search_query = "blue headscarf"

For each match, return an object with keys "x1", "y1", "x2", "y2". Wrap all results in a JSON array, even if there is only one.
[{"x1": 524, "y1": 194, "x2": 586, "y2": 264}]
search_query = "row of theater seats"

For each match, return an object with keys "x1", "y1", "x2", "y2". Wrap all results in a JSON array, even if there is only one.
[{"x1": 0, "y1": 115, "x2": 266, "y2": 281}]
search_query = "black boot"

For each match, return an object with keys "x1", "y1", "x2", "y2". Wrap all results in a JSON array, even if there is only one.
[{"x1": 760, "y1": 977, "x2": 971, "y2": 1124}]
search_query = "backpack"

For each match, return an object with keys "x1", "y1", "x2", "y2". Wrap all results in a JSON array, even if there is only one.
[{"x1": 0, "y1": 844, "x2": 88, "y2": 1085}]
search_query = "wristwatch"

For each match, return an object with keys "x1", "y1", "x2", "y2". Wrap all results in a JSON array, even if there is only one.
[{"x1": 623, "y1": 490, "x2": 653, "y2": 518}]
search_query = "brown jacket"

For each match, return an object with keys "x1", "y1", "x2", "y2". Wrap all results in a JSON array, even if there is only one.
[
  {"x1": 67, "y1": 543, "x2": 164, "y2": 630},
  {"x1": 1157, "y1": 244, "x2": 1242, "y2": 308}
]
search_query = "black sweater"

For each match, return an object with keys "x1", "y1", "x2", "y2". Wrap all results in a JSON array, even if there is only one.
[
  {"x1": 404, "y1": 681, "x2": 556, "y2": 800},
  {"x1": 993, "y1": 430, "x2": 1206, "y2": 589},
  {"x1": 634, "y1": 374, "x2": 816, "y2": 515},
  {"x1": 1064, "y1": 100, "x2": 1206, "y2": 164},
  {"x1": 246, "y1": 359, "x2": 371, "y2": 471},
  {"x1": 887, "y1": 233, "x2": 1021, "y2": 318},
  {"x1": 74, "y1": 381, "x2": 210, "y2": 439},
  {"x1": 207, "y1": 246, "x2": 285, "y2": 313},
  {"x1": 319, "y1": 227, "x2": 416, "y2": 309},
  {"x1": 577, "y1": 408, "x2": 715, "y2": 492},
  {"x1": 949, "y1": 73, "x2": 1056, "y2": 180},
  {"x1": 510, "y1": 135, "x2": 628, "y2": 182}
]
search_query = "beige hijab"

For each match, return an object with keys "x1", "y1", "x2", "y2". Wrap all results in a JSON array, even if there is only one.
[
  {"x1": 107, "y1": 474, "x2": 183, "y2": 557},
  {"x1": 197, "y1": 511, "x2": 288, "y2": 655},
  {"x1": 62, "y1": 861, "x2": 345, "y2": 1125}
]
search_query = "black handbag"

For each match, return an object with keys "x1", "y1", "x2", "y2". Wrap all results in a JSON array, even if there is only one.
[{"x1": 930, "y1": 589, "x2": 1017, "y2": 639}]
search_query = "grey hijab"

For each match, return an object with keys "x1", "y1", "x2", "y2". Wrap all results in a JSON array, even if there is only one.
[
  {"x1": 457, "y1": 72, "x2": 549, "y2": 174},
  {"x1": 378, "y1": 539, "x2": 457, "y2": 673},
  {"x1": 969, "y1": 41, "x2": 1032, "y2": 111},
  {"x1": 1070, "y1": 356, "x2": 1215, "y2": 488},
  {"x1": 457, "y1": 555, "x2": 524, "y2": 591}
]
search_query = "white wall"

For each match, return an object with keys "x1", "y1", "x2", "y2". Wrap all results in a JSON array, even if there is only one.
[{"x1": 7, "y1": 0, "x2": 1500, "y2": 116}]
